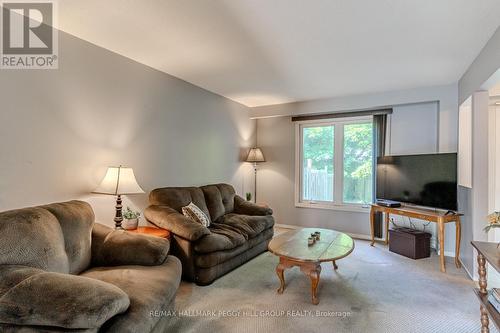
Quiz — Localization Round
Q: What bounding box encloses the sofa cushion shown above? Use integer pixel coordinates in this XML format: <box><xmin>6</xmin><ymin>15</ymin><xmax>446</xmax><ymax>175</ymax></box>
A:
<box><xmin>193</xmin><ymin>214</ymin><xmax>274</xmax><ymax>254</ymax></box>
<box><xmin>200</xmin><ymin>184</ymin><xmax>235</xmax><ymax>221</ymax></box>
<box><xmin>0</xmin><ymin>271</ymin><xmax>129</xmax><ymax>329</ymax></box>
<box><xmin>96</xmin><ymin>230</ymin><xmax>170</xmax><ymax>267</ymax></box>
<box><xmin>193</xmin><ymin>228</ymin><xmax>246</xmax><ymax>253</ymax></box>
<box><xmin>217</xmin><ymin>214</ymin><xmax>275</xmax><ymax>239</ymax></box>
<box><xmin>149</xmin><ymin>187</ymin><xmax>210</xmax><ymax>218</ymax></box>
<box><xmin>195</xmin><ymin>227</ymin><xmax>274</xmax><ymax>268</ymax></box>
<box><xmin>0</xmin><ymin>265</ymin><xmax>46</xmax><ymax>297</ymax></box>
<box><xmin>81</xmin><ymin>256</ymin><xmax>181</xmax><ymax>333</ymax></box>
<box><xmin>41</xmin><ymin>201</ymin><xmax>94</xmax><ymax>274</ymax></box>
<box><xmin>195</xmin><ymin>240</ymin><xmax>271</xmax><ymax>285</ymax></box>
<box><xmin>0</xmin><ymin>207</ymin><xmax>69</xmax><ymax>273</ymax></box>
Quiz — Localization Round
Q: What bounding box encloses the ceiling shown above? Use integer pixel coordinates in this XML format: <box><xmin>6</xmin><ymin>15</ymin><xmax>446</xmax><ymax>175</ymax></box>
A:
<box><xmin>57</xmin><ymin>0</ymin><xmax>500</xmax><ymax>107</ymax></box>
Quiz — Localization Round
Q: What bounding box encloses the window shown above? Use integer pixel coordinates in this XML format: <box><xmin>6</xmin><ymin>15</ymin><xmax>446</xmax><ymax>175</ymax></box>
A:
<box><xmin>296</xmin><ymin>117</ymin><xmax>373</xmax><ymax>211</ymax></box>
<box><xmin>302</xmin><ymin>125</ymin><xmax>334</xmax><ymax>202</ymax></box>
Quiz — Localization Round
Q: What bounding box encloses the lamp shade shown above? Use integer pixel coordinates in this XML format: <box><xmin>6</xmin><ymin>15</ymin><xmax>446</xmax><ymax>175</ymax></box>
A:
<box><xmin>93</xmin><ymin>166</ymin><xmax>144</xmax><ymax>195</ymax></box>
<box><xmin>246</xmin><ymin>147</ymin><xmax>265</xmax><ymax>163</ymax></box>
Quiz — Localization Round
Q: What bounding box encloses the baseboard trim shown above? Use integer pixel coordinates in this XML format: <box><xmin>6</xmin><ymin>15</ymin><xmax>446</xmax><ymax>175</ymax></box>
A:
<box><xmin>346</xmin><ymin>232</ymin><xmax>373</xmax><ymax>241</ymax></box>
<box><xmin>461</xmin><ymin>259</ymin><xmax>474</xmax><ymax>280</ymax></box>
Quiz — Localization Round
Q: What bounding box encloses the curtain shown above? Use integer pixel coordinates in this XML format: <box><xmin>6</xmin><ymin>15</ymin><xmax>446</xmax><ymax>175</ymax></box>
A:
<box><xmin>372</xmin><ymin>114</ymin><xmax>388</xmax><ymax>238</ymax></box>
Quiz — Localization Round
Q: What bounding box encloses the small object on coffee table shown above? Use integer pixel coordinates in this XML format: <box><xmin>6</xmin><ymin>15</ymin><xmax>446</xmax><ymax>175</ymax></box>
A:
<box><xmin>269</xmin><ymin>228</ymin><xmax>354</xmax><ymax>305</ymax></box>
<box><xmin>308</xmin><ymin>237</ymin><xmax>315</xmax><ymax>246</ymax></box>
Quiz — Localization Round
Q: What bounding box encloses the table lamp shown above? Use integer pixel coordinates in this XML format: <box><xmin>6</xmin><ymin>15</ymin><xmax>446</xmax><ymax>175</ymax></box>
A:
<box><xmin>246</xmin><ymin>147</ymin><xmax>265</xmax><ymax>203</ymax></box>
<box><xmin>93</xmin><ymin>166</ymin><xmax>145</xmax><ymax>229</ymax></box>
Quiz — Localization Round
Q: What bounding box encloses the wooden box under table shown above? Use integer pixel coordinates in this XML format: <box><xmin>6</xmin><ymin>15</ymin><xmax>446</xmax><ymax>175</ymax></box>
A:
<box><xmin>389</xmin><ymin>227</ymin><xmax>431</xmax><ymax>259</ymax></box>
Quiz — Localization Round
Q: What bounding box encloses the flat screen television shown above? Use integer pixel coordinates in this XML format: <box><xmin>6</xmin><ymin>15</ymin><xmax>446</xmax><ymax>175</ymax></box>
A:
<box><xmin>376</xmin><ymin>153</ymin><xmax>457</xmax><ymax>211</ymax></box>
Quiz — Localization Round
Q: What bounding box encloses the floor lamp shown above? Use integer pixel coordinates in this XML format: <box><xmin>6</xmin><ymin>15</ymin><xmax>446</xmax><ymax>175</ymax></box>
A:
<box><xmin>246</xmin><ymin>147</ymin><xmax>265</xmax><ymax>203</ymax></box>
<box><xmin>93</xmin><ymin>165</ymin><xmax>145</xmax><ymax>229</ymax></box>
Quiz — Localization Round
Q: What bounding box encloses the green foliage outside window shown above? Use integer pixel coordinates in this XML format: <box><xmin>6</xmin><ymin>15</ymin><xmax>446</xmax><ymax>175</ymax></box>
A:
<box><xmin>301</xmin><ymin>122</ymin><xmax>373</xmax><ymax>204</ymax></box>
<box><xmin>343</xmin><ymin>123</ymin><xmax>373</xmax><ymax>204</ymax></box>
<box><xmin>302</xmin><ymin>126</ymin><xmax>334</xmax><ymax>173</ymax></box>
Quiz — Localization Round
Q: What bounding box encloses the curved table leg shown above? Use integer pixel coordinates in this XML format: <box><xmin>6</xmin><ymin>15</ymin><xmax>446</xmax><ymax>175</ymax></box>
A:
<box><xmin>309</xmin><ymin>264</ymin><xmax>321</xmax><ymax>305</ymax></box>
<box><xmin>438</xmin><ymin>219</ymin><xmax>446</xmax><ymax>273</ymax></box>
<box><xmin>300</xmin><ymin>262</ymin><xmax>322</xmax><ymax>305</ymax></box>
<box><xmin>332</xmin><ymin>260</ymin><xmax>338</xmax><ymax>270</ymax></box>
<box><xmin>455</xmin><ymin>218</ymin><xmax>462</xmax><ymax>269</ymax></box>
<box><xmin>276</xmin><ymin>261</ymin><xmax>286</xmax><ymax>294</ymax></box>
<box><xmin>370</xmin><ymin>208</ymin><xmax>375</xmax><ymax>246</ymax></box>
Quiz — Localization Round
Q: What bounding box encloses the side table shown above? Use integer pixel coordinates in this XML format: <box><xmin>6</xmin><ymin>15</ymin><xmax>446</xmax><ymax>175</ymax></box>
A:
<box><xmin>127</xmin><ymin>226</ymin><xmax>170</xmax><ymax>239</ymax></box>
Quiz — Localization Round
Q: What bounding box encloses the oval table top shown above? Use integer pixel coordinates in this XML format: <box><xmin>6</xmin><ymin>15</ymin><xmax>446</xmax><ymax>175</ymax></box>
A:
<box><xmin>268</xmin><ymin>228</ymin><xmax>354</xmax><ymax>263</ymax></box>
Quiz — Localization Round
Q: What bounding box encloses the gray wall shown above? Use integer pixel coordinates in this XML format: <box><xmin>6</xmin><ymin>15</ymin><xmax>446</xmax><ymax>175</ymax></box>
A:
<box><xmin>389</xmin><ymin>102</ymin><xmax>439</xmax><ymax>154</ymax></box>
<box><xmin>0</xmin><ymin>30</ymin><xmax>256</xmax><ymax>227</ymax></box>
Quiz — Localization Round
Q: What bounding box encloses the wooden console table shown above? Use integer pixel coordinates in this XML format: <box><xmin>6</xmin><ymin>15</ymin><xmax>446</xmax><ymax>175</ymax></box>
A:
<box><xmin>370</xmin><ymin>204</ymin><xmax>462</xmax><ymax>272</ymax></box>
<box><xmin>471</xmin><ymin>241</ymin><xmax>500</xmax><ymax>333</ymax></box>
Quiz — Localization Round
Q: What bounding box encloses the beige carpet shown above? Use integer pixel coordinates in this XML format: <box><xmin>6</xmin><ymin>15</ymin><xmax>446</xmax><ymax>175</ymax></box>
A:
<box><xmin>168</xmin><ymin>237</ymin><xmax>497</xmax><ymax>333</ymax></box>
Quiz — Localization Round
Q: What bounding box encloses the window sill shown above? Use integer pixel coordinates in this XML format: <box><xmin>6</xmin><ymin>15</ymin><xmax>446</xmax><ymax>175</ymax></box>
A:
<box><xmin>295</xmin><ymin>202</ymin><xmax>371</xmax><ymax>213</ymax></box>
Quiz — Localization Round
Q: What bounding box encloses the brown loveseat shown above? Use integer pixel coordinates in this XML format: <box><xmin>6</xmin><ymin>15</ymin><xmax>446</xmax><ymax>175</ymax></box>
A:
<box><xmin>0</xmin><ymin>200</ymin><xmax>181</xmax><ymax>333</ymax></box>
<box><xmin>145</xmin><ymin>183</ymin><xmax>274</xmax><ymax>285</ymax></box>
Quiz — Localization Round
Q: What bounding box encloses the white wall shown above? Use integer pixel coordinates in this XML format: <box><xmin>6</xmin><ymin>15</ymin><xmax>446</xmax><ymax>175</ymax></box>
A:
<box><xmin>458</xmin><ymin>98</ymin><xmax>472</xmax><ymax>188</ymax></box>
<box><xmin>0</xmin><ymin>30</ymin><xmax>256</xmax><ymax>227</ymax></box>
<box><xmin>256</xmin><ymin>85</ymin><xmax>459</xmax><ymax>253</ymax></box>
<box><xmin>457</xmin><ymin>91</ymin><xmax>490</xmax><ymax>279</ymax></box>
<box><xmin>459</xmin><ymin>26</ymin><xmax>500</xmax><ymax>104</ymax></box>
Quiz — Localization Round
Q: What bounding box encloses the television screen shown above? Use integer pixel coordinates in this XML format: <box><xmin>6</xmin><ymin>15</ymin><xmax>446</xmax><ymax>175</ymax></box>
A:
<box><xmin>376</xmin><ymin>153</ymin><xmax>457</xmax><ymax>211</ymax></box>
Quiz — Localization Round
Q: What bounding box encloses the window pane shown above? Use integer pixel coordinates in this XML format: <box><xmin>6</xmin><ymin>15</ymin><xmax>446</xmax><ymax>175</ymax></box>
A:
<box><xmin>343</xmin><ymin>123</ymin><xmax>373</xmax><ymax>204</ymax></box>
<box><xmin>302</xmin><ymin>126</ymin><xmax>334</xmax><ymax>201</ymax></box>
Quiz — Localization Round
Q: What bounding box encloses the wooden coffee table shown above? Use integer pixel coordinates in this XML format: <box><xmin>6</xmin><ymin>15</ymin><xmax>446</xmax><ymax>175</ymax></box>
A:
<box><xmin>268</xmin><ymin>228</ymin><xmax>354</xmax><ymax>305</ymax></box>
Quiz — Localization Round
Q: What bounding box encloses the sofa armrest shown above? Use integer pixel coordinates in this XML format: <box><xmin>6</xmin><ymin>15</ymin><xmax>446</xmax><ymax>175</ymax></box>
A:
<box><xmin>91</xmin><ymin>223</ymin><xmax>170</xmax><ymax>267</ymax></box>
<box><xmin>0</xmin><ymin>267</ymin><xmax>129</xmax><ymax>329</ymax></box>
<box><xmin>91</xmin><ymin>223</ymin><xmax>113</xmax><ymax>264</ymax></box>
<box><xmin>234</xmin><ymin>195</ymin><xmax>273</xmax><ymax>216</ymax></box>
<box><xmin>144</xmin><ymin>205</ymin><xmax>211</xmax><ymax>241</ymax></box>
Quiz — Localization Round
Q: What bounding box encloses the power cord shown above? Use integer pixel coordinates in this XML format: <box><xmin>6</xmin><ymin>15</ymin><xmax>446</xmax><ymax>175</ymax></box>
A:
<box><xmin>390</xmin><ymin>217</ymin><xmax>400</xmax><ymax>228</ymax></box>
<box><xmin>408</xmin><ymin>217</ymin><xmax>416</xmax><ymax>230</ymax></box>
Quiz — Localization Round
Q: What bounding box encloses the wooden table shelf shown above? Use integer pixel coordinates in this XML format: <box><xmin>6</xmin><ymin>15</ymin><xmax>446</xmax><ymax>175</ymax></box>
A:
<box><xmin>473</xmin><ymin>288</ymin><xmax>500</xmax><ymax>331</ymax></box>
<box><xmin>472</xmin><ymin>241</ymin><xmax>500</xmax><ymax>332</ymax></box>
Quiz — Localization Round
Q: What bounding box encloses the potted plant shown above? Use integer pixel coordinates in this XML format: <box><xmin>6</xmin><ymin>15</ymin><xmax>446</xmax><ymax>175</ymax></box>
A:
<box><xmin>246</xmin><ymin>192</ymin><xmax>252</xmax><ymax>202</ymax></box>
<box><xmin>122</xmin><ymin>206</ymin><xmax>141</xmax><ymax>230</ymax></box>
<box><xmin>484</xmin><ymin>212</ymin><xmax>500</xmax><ymax>247</ymax></box>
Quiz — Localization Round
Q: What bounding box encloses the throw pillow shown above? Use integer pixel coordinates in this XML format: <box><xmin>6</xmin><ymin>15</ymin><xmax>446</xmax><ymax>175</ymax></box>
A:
<box><xmin>182</xmin><ymin>202</ymin><xmax>211</xmax><ymax>227</ymax></box>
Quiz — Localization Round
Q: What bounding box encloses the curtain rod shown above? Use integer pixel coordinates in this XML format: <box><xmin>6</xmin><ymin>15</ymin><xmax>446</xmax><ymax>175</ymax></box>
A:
<box><xmin>291</xmin><ymin>108</ymin><xmax>393</xmax><ymax>122</ymax></box>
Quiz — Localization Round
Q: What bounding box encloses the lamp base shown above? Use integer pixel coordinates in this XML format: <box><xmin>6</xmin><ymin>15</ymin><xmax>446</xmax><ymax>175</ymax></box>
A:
<box><xmin>114</xmin><ymin>194</ymin><xmax>124</xmax><ymax>230</ymax></box>
<box><xmin>253</xmin><ymin>162</ymin><xmax>258</xmax><ymax>203</ymax></box>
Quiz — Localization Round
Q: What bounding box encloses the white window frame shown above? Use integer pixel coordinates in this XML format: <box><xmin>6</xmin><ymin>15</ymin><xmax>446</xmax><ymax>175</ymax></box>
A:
<box><xmin>294</xmin><ymin>115</ymin><xmax>374</xmax><ymax>213</ymax></box>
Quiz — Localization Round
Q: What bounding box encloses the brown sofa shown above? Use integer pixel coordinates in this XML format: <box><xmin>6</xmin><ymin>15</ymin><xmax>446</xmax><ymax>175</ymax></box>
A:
<box><xmin>0</xmin><ymin>200</ymin><xmax>181</xmax><ymax>333</ymax></box>
<box><xmin>145</xmin><ymin>183</ymin><xmax>274</xmax><ymax>285</ymax></box>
